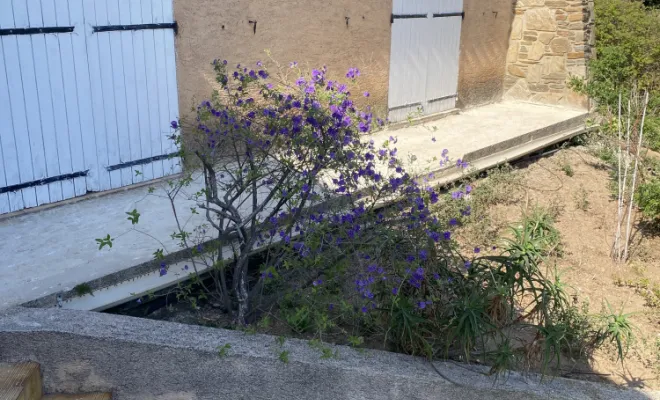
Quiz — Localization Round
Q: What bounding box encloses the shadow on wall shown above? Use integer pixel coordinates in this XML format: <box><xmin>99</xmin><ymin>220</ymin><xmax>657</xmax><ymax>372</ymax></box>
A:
<box><xmin>457</xmin><ymin>0</ymin><xmax>516</xmax><ymax>108</ymax></box>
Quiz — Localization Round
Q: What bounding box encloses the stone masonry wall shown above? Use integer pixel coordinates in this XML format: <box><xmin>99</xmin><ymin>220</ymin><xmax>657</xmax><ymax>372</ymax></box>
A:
<box><xmin>504</xmin><ymin>0</ymin><xmax>593</xmax><ymax>109</ymax></box>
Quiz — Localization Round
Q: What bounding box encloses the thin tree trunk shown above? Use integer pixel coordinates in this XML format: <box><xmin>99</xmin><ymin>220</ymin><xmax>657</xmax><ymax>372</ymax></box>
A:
<box><xmin>623</xmin><ymin>91</ymin><xmax>650</xmax><ymax>262</ymax></box>
<box><xmin>618</xmin><ymin>97</ymin><xmax>633</xmax><ymax>262</ymax></box>
<box><xmin>613</xmin><ymin>93</ymin><xmax>623</xmax><ymax>260</ymax></box>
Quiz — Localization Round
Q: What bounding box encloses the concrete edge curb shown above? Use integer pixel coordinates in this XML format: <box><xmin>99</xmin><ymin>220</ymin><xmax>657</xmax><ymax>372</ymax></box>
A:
<box><xmin>0</xmin><ymin>307</ymin><xmax>657</xmax><ymax>400</ymax></box>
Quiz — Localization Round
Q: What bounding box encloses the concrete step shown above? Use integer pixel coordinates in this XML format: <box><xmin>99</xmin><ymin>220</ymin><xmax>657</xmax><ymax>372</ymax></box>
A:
<box><xmin>0</xmin><ymin>362</ymin><xmax>42</xmax><ymax>400</ymax></box>
<box><xmin>42</xmin><ymin>394</ymin><xmax>111</xmax><ymax>400</ymax></box>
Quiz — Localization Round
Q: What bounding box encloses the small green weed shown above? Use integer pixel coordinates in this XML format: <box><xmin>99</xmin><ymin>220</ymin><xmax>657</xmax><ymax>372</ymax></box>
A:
<box><xmin>284</xmin><ymin>305</ymin><xmax>313</xmax><ymax>333</ymax></box>
<box><xmin>72</xmin><ymin>283</ymin><xmax>94</xmax><ymax>297</ymax></box>
<box><xmin>308</xmin><ymin>339</ymin><xmax>340</xmax><ymax>360</ymax></box>
<box><xmin>348</xmin><ymin>335</ymin><xmax>364</xmax><ymax>348</ymax></box>
<box><xmin>562</xmin><ymin>163</ymin><xmax>575</xmax><ymax>177</ymax></box>
<box><xmin>278</xmin><ymin>350</ymin><xmax>290</xmax><ymax>363</ymax></box>
<box><xmin>503</xmin><ymin>206</ymin><xmax>561</xmax><ymax>263</ymax></box>
<box><xmin>597</xmin><ymin>301</ymin><xmax>636</xmax><ymax>364</ymax></box>
<box><xmin>574</xmin><ymin>185</ymin><xmax>590</xmax><ymax>211</ymax></box>
<box><xmin>614</xmin><ymin>276</ymin><xmax>660</xmax><ymax>308</ymax></box>
<box><xmin>217</xmin><ymin>343</ymin><xmax>231</xmax><ymax>358</ymax></box>
<box><xmin>488</xmin><ymin>339</ymin><xmax>517</xmax><ymax>378</ymax></box>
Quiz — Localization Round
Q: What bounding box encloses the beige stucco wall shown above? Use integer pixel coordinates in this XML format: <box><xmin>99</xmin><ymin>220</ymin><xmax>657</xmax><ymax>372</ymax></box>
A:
<box><xmin>457</xmin><ymin>0</ymin><xmax>515</xmax><ymax>108</ymax></box>
<box><xmin>174</xmin><ymin>0</ymin><xmax>392</xmax><ymax>120</ymax></box>
<box><xmin>503</xmin><ymin>0</ymin><xmax>591</xmax><ymax>109</ymax></box>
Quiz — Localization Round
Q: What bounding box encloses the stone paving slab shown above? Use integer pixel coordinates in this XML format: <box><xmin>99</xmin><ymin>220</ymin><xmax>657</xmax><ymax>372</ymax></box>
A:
<box><xmin>0</xmin><ymin>101</ymin><xmax>586</xmax><ymax>309</ymax></box>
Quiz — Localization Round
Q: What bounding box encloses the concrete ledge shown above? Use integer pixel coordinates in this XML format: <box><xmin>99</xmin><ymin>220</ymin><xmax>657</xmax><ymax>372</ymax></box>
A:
<box><xmin>0</xmin><ymin>308</ymin><xmax>657</xmax><ymax>400</ymax></box>
<box><xmin>463</xmin><ymin>113</ymin><xmax>589</xmax><ymax>162</ymax></box>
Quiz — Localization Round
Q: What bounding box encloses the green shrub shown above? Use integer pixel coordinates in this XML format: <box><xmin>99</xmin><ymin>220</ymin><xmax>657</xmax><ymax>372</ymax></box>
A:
<box><xmin>571</xmin><ymin>0</ymin><xmax>660</xmax><ymax>149</ymax></box>
<box><xmin>637</xmin><ymin>179</ymin><xmax>660</xmax><ymax>221</ymax></box>
<box><xmin>587</xmin><ymin>0</ymin><xmax>660</xmax><ymax>101</ymax></box>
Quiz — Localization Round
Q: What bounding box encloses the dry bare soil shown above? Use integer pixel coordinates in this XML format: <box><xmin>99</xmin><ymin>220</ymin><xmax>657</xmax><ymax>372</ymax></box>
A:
<box><xmin>457</xmin><ymin>147</ymin><xmax>660</xmax><ymax>391</ymax></box>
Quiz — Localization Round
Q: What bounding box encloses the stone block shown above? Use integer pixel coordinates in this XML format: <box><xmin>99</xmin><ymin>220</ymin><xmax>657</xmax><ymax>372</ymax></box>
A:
<box><xmin>567</xmin><ymin>51</ymin><xmax>585</xmax><ymax>59</ymax></box>
<box><xmin>568</xmin><ymin>22</ymin><xmax>584</xmax><ymax>30</ymax></box>
<box><xmin>506</xmin><ymin>42</ymin><xmax>519</xmax><ymax>63</ymax></box>
<box><xmin>531</xmin><ymin>92</ymin><xmax>564</xmax><ymax>104</ymax></box>
<box><xmin>504</xmin><ymin>80</ymin><xmax>531</xmax><ymax>101</ymax></box>
<box><xmin>528</xmin><ymin>41</ymin><xmax>546</xmax><ymax>61</ymax></box>
<box><xmin>525</xmin><ymin>9</ymin><xmax>557</xmax><ymax>32</ymax></box>
<box><xmin>541</xmin><ymin>56</ymin><xmax>567</xmax><ymax>79</ymax></box>
<box><xmin>508</xmin><ymin>64</ymin><xmax>527</xmax><ymax>77</ymax></box>
<box><xmin>573</xmin><ymin>31</ymin><xmax>585</xmax><ymax>42</ymax></box>
<box><xmin>527</xmin><ymin>64</ymin><xmax>542</xmax><ymax>83</ymax></box>
<box><xmin>562</xmin><ymin>91</ymin><xmax>589</xmax><ymax>108</ymax></box>
<box><xmin>568</xmin><ymin>13</ymin><xmax>584</xmax><ymax>22</ymax></box>
<box><xmin>546</xmin><ymin>0</ymin><xmax>569</xmax><ymax>7</ymax></box>
<box><xmin>550</xmin><ymin>37</ymin><xmax>570</xmax><ymax>53</ymax></box>
<box><xmin>519</xmin><ymin>53</ymin><xmax>529</xmax><ymax>59</ymax></box>
<box><xmin>518</xmin><ymin>0</ymin><xmax>546</xmax><ymax>6</ymax></box>
<box><xmin>523</xmin><ymin>35</ymin><xmax>538</xmax><ymax>41</ymax></box>
<box><xmin>511</xmin><ymin>17</ymin><xmax>523</xmax><ymax>40</ymax></box>
<box><xmin>529</xmin><ymin>84</ymin><xmax>550</xmax><ymax>92</ymax></box>
<box><xmin>538</xmin><ymin>32</ymin><xmax>555</xmax><ymax>44</ymax></box>
<box><xmin>557</xmin><ymin>30</ymin><xmax>570</xmax><ymax>37</ymax></box>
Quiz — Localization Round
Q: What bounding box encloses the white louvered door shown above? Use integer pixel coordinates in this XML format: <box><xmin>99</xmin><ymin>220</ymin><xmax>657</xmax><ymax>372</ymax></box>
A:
<box><xmin>0</xmin><ymin>0</ymin><xmax>180</xmax><ymax>214</ymax></box>
<box><xmin>388</xmin><ymin>0</ymin><xmax>463</xmax><ymax>122</ymax></box>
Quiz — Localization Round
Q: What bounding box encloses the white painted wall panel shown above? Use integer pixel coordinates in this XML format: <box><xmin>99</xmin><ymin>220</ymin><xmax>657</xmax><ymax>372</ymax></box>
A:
<box><xmin>425</xmin><ymin>16</ymin><xmax>461</xmax><ymax>104</ymax></box>
<box><xmin>144</xmin><ymin>0</ymin><xmax>165</xmax><ymax>179</ymax></box>
<box><xmin>69</xmin><ymin>0</ymin><xmax>100</xmax><ymax>192</ymax></box>
<box><xmin>162</xmin><ymin>0</ymin><xmax>181</xmax><ymax>176</ymax></box>
<box><xmin>14</xmin><ymin>0</ymin><xmax>49</xmax><ymax>206</ymax></box>
<box><xmin>131</xmin><ymin>0</ymin><xmax>154</xmax><ymax>182</ymax></box>
<box><xmin>84</xmin><ymin>0</ymin><xmax>113</xmax><ymax>192</ymax></box>
<box><xmin>1</xmin><ymin>0</ymin><xmax>31</xmax><ymax>211</ymax></box>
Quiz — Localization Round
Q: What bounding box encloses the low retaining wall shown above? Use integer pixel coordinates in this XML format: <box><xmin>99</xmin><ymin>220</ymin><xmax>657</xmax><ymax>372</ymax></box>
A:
<box><xmin>0</xmin><ymin>308</ymin><xmax>655</xmax><ymax>400</ymax></box>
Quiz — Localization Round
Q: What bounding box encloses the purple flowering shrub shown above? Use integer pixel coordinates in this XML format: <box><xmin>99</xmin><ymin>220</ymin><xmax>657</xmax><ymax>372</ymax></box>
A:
<box><xmin>161</xmin><ymin>59</ymin><xmax>572</xmax><ymax>371</ymax></box>
<box><xmin>167</xmin><ymin>60</ymin><xmax>409</xmax><ymax>323</ymax></box>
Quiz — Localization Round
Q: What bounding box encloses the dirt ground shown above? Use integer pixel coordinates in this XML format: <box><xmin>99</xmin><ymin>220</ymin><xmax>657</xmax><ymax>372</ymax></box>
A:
<box><xmin>456</xmin><ymin>146</ymin><xmax>660</xmax><ymax>390</ymax></box>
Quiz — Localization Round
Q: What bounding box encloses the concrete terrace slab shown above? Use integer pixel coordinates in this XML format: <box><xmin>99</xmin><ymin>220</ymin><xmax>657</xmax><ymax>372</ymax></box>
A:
<box><xmin>0</xmin><ymin>101</ymin><xmax>588</xmax><ymax>309</ymax></box>
<box><xmin>375</xmin><ymin>100</ymin><xmax>587</xmax><ymax>174</ymax></box>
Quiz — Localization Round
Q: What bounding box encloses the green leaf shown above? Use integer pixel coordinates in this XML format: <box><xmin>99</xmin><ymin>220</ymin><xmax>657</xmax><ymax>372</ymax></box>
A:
<box><xmin>126</xmin><ymin>209</ymin><xmax>141</xmax><ymax>225</ymax></box>
<box><xmin>95</xmin><ymin>234</ymin><xmax>114</xmax><ymax>250</ymax></box>
<box><xmin>153</xmin><ymin>249</ymin><xmax>165</xmax><ymax>260</ymax></box>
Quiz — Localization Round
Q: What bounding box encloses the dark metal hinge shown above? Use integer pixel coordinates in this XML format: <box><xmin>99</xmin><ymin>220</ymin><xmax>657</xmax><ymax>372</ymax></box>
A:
<box><xmin>93</xmin><ymin>22</ymin><xmax>178</xmax><ymax>35</ymax></box>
